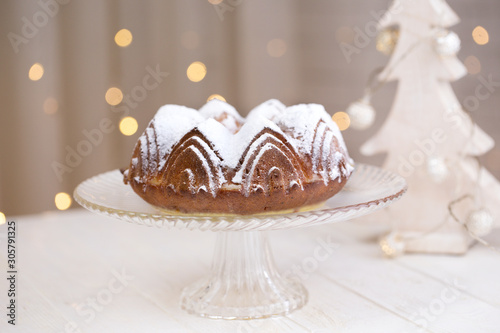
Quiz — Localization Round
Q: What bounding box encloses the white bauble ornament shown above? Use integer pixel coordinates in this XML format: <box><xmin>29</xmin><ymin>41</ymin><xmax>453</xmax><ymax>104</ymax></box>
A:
<box><xmin>466</xmin><ymin>209</ymin><xmax>494</xmax><ymax>237</ymax></box>
<box><xmin>346</xmin><ymin>97</ymin><xmax>375</xmax><ymax>130</ymax></box>
<box><xmin>426</xmin><ymin>157</ymin><xmax>448</xmax><ymax>183</ymax></box>
<box><xmin>379</xmin><ymin>232</ymin><xmax>406</xmax><ymax>258</ymax></box>
<box><xmin>434</xmin><ymin>29</ymin><xmax>461</xmax><ymax>56</ymax></box>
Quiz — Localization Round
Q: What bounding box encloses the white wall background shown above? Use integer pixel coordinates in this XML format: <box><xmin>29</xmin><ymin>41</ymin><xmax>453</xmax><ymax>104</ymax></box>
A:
<box><xmin>1</xmin><ymin>0</ymin><xmax>499</xmax><ymax>215</ymax></box>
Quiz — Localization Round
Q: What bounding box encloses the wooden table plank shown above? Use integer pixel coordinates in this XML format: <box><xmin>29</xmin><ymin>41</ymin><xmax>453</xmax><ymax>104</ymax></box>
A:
<box><xmin>291</xmin><ymin>224</ymin><xmax>500</xmax><ymax>333</ymax></box>
<box><xmin>1</xmin><ymin>210</ymin><xmax>500</xmax><ymax>332</ymax></box>
<box><xmin>394</xmin><ymin>235</ymin><xmax>500</xmax><ymax>309</ymax></box>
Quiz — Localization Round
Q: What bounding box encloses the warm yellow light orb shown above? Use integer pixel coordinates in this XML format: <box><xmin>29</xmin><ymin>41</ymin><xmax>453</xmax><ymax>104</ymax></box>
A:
<box><xmin>465</xmin><ymin>55</ymin><xmax>481</xmax><ymax>75</ymax></box>
<box><xmin>115</xmin><ymin>29</ymin><xmax>133</xmax><ymax>47</ymax></box>
<box><xmin>29</xmin><ymin>63</ymin><xmax>44</xmax><ymax>81</ymax></box>
<box><xmin>0</xmin><ymin>212</ymin><xmax>5</xmax><ymax>225</ymax></box>
<box><xmin>332</xmin><ymin>112</ymin><xmax>351</xmax><ymax>131</ymax></box>
<box><xmin>267</xmin><ymin>39</ymin><xmax>287</xmax><ymax>58</ymax></box>
<box><xmin>44</xmin><ymin>97</ymin><xmax>59</xmax><ymax>115</ymax></box>
<box><xmin>472</xmin><ymin>26</ymin><xmax>489</xmax><ymax>45</ymax></box>
<box><xmin>207</xmin><ymin>94</ymin><xmax>226</xmax><ymax>102</ymax></box>
<box><xmin>105</xmin><ymin>87</ymin><xmax>123</xmax><ymax>106</ymax></box>
<box><xmin>55</xmin><ymin>192</ymin><xmax>72</xmax><ymax>211</ymax></box>
<box><xmin>119</xmin><ymin>117</ymin><xmax>139</xmax><ymax>136</ymax></box>
<box><xmin>187</xmin><ymin>61</ymin><xmax>207</xmax><ymax>82</ymax></box>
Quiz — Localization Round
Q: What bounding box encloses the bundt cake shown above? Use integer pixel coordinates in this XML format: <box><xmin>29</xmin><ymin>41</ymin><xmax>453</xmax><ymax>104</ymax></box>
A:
<box><xmin>123</xmin><ymin>99</ymin><xmax>354</xmax><ymax>215</ymax></box>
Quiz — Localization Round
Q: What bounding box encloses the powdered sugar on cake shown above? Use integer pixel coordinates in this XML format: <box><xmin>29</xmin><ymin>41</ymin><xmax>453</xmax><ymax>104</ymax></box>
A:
<box><xmin>197</xmin><ymin>114</ymin><xmax>286</xmax><ymax>170</ymax></box>
<box><xmin>134</xmin><ymin>99</ymin><xmax>353</xmax><ymax>187</ymax></box>
<box><xmin>150</xmin><ymin>105</ymin><xmax>204</xmax><ymax>167</ymax></box>
<box><xmin>199</xmin><ymin>99</ymin><xmax>244</xmax><ymax>134</ymax></box>
<box><xmin>279</xmin><ymin>103</ymin><xmax>348</xmax><ymax>155</ymax></box>
<box><xmin>246</xmin><ymin>99</ymin><xmax>286</xmax><ymax>123</ymax></box>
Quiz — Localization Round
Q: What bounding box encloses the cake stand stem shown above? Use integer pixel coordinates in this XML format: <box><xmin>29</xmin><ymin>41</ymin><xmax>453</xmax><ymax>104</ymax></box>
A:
<box><xmin>180</xmin><ymin>231</ymin><xmax>308</xmax><ymax>319</ymax></box>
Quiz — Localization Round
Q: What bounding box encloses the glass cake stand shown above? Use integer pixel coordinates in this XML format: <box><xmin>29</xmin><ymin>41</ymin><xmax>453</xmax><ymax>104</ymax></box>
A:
<box><xmin>74</xmin><ymin>164</ymin><xmax>406</xmax><ymax>320</ymax></box>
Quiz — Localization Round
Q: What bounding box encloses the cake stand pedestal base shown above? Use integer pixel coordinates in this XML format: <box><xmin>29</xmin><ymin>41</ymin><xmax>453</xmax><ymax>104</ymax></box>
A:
<box><xmin>74</xmin><ymin>164</ymin><xmax>407</xmax><ymax>320</ymax></box>
<box><xmin>180</xmin><ymin>231</ymin><xmax>308</xmax><ymax>319</ymax></box>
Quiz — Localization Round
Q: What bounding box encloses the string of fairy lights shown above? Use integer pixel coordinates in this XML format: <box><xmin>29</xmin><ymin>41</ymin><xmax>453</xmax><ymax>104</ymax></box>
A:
<box><xmin>338</xmin><ymin>22</ymin><xmax>495</xmax><ymax>256</ymax></box>
<box><xmin>330</xmin><ymin>24</ymin><xmax>491</xmax><ymax>132</ymax></box>
<box><xmin>12</xmin><ymin>17</ymin><xmax>290</xmax><ymax>216</ymax></box>
<box><xmin>0</xmin><ymin>5</ymin><xmax>491</xmax><ymax>222</ymax></box>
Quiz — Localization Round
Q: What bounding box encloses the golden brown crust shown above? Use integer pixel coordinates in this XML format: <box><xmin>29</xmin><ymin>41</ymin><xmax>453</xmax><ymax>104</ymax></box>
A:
<box><xmin>127</xmin><ymin>176</ymin><xmax>348</xmax><ymax>215</ymax></box>
<box><xmin>123</xmin><ymin>100</ymin><xmax>353</xmax><ymax>215</ymax></box>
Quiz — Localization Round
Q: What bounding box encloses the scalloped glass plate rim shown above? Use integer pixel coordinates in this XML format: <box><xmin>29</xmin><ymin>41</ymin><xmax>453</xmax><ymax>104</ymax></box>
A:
<box><xmin>73</xmin><ymin>163</ymin><xmax>407</xmax><ymax>230</ymax></box>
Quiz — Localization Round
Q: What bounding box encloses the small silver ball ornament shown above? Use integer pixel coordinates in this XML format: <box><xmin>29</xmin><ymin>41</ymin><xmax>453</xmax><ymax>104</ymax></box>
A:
<box><xmin>346</xmin><ymin>97</ymin><xmax>376</xmax><ymax>130</ymax></box>
<box><xmin>466</xmin><ymin>209</ymin><xmax>493</xmax><ymax>237</ymax></box>
<box><xmin>426</xmin><ymin>157</ymin><xmax>449</xmax><ymax>183</ymax></box>
<box><xmin>434</xmin><ymin>29</ymin><xmax>461</xmax><ymax>56</ymax></box>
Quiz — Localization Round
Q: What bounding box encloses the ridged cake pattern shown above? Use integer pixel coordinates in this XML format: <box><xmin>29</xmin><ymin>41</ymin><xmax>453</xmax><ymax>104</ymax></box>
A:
<box><xmin>125</xmin><ymin>99</ymin><xmax>353</xmax><ymax>201</ymax></box>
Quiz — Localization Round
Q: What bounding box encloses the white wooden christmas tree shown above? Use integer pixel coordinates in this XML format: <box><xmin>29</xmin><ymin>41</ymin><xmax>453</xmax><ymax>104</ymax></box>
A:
<box><xmin>358</xmin><ymin>0</ymin><xmax>500</xmax><ymax>254</ymax></box>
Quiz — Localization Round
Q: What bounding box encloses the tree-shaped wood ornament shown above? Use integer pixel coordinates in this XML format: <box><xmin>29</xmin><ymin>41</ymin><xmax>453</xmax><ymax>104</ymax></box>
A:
<box><xmin>361</xmin><ymin>0</ymin><xmax>500</xmax><ymax>254</ymax></box>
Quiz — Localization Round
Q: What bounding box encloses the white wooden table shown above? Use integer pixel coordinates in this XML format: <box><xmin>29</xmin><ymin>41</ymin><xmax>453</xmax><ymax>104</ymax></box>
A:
<box><xmin>1</xmin><ymin>209</ymin><xmax>499</xmax><ymax>333</ymax></box>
